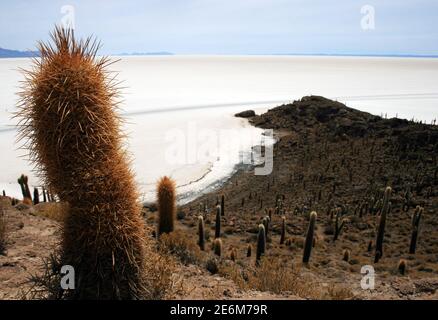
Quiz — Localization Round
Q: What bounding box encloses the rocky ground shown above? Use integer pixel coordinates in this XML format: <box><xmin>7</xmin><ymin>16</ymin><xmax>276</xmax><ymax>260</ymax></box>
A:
<box><xmin>0</xmin><ymin>197</ymin><xmax>295</xmax><ymax>300</ymax></box>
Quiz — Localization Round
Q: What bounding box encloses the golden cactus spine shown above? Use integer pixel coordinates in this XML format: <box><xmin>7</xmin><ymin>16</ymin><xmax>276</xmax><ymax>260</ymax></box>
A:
<box><xmin>17</xmin><ymin>27</ymin><xmax>148</xmax><ymax>299</ymax></box>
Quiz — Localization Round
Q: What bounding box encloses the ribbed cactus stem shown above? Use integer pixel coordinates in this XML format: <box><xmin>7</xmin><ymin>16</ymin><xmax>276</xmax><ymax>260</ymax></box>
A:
<box><xmin>33</xmin><ymin>187</ymin><xmax>40</xmax><ymax>205</ymax></box>
<box><xmin>256</xmin><ymin>224</ymin><xmax>266</xmax><ymax>264</ymax></box>
<box><xmin>198</xmin><ymin>215</ymin><xmax>205</xmax><ymax>251</ymax></box>
<box><xmin>303</xmin><ymin>211</ymin><xmax>317</xmax><ymax>263</ymax></box>
<box><xmin>409</xmin><ymin>206</ymin><xmax>423</xmax><ymax>254</ymax></box>
<box><xmin>374</xmin><ymin>187</ymin><xmax>391</xmax><ymax>263</ymax></box>
<box><xmin>280</xmin><ymin>216</ymin><xmax>286</xmax><ymax>245</ymax></box>
<box><xmin>215</xmin><ymin>205</ymin><xmax>221</xmax><ymax>239</ymax></box>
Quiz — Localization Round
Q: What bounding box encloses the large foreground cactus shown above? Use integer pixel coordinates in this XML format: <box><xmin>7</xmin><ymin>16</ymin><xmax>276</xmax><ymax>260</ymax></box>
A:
<box><xmin>16</xmin><ymin>28</ymin><xmax>148</xmax><ymax>299</ymax></box>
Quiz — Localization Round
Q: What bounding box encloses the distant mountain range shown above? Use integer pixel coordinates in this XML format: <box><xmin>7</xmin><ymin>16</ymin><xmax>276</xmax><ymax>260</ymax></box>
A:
<box><xmin>0</xmin><ymin>47</ymin><xmax>173</xmax><ymax>58</ymax></box>
<box><xmin>0</xmin><ymin>47</ymin><xmax>39</xmax><ymax>58</ymax></box>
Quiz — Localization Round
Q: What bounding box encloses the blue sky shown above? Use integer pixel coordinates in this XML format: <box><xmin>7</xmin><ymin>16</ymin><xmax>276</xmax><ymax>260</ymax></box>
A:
<box><xmin>0</xmin><ymin>0</ymin><xmax>437</xmax><ymax>55</ymax></box>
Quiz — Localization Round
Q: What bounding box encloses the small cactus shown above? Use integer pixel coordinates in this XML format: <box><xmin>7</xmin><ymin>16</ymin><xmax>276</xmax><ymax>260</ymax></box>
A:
<box><xmin>280</xmin><ymin>216</ymin><xmax>286</xmax><ymax>245</ymax></box>
<box><xmin>247</xmin><ymin>244</ymin><xmax>252</xmax><ymax>257</ymax></box>
<box><xmin>256</xmin><ymin>224</ymin><xmax>266</xmax><ymax>264</ymax></box>
<box><xmin>157</xmin><ymin>176</ymin><xmax>177</xmax><ymax>235</ymax></box>
<box><xmin>33</xmin><ymin>187</ymin><xmax>39</xmax><ymax>205</ymax></box>
<box><xmin>374</xmin><ymin>187</ymin><xmax>391</xmax><ymax>263</ymax></box>
<box><xmin>213</xmin><ymin>238</ymin><xmax>222</xmax><ymax>257</ymax></box>
<box><xmin>367</xmin><ymin>240</ymin><xmax>373</xmax><ymax>252</ymax></box>
<box><xmin>303</xmin><ymin>211</ymin><xmax>317</xmax><ymax>264</ymax></box>
<box><xmin>198</xmin><ymin>215</ymin><xmax>205</xmax><ymax>251</ymax></box>
<box><xmin>215</xmin><ymin>205</ymin><xmax>221</xmax><ymax>239</ymax></box>
<box><xmin>22</xmin><ymin>175</ymin><xmax>31</xmax><ymax>200</ymax></box>
<box><xmin>409</xmin><ymin>206</ymin><xmax>423</xmax><ymax>254</ymax></box>
<box><xmin>230</xmin><ymin>248</ymin><xmax>237</xmax><ymax>261</ymax></box>
<box><xmin>333</xmin><ymin>209</ymin><xmax>345</xmax><ymax>241</ymax></box>
<box><xmin>17</xmin><ymin>175</ymin><xmax>26</xmax><ymax>200</ymax></box>
<box><xmin>342</xmin><ymin>249</ymin><xmax>350</xmax><ymax>262</ymax></box>
<box><xmin>397</xmin><ymin>259</ymin><xmax>407</xmax><ymax>275</ymax></box>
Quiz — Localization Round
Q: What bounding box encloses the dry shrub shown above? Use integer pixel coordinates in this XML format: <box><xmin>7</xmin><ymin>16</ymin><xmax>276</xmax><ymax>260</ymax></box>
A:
<box><xmin>323</xmin><ymin>283</ymin><xmax>354</xmax><ymax>300</ymax></box>
<box><xmin>219</xmin><ymin>257</ymin><xmax>321</xmax><ymax>299</ymax></box>
<box><xmin>0</xmin><ymin>210</ymin><xmax>7</xmax><ymax>255</ymax></box>
<box><xmin>142</xmin><ymin>242</ymin><xmax>185</xmax><ymax>300</ymax></box>
<box><xmin>159</xmin><ymin>230</ymin><xmax>203</xmax><ymax>265</ymax></box>
<box><xmin>248</xmin><ymin>258</ymin><xmax>320</xmax><ymax>298</ymax></box>
<box><xmin>33</xmin><ymin>202</ymin><xmax>69</xmax><ymax>222</ymax></box>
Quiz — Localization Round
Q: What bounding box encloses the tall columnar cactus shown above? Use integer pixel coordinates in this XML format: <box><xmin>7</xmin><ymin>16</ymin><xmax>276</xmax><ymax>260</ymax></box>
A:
<box><xmin>22</xmin><ymin>175</ymin><xmax>32</xmax><ymax>200</ymax></box>
<box><xmin>409</xmin><ymin>206</ymin><xmax>423</xmax><ymax>254</ymax></box>
<box><xmin>215</xmin><ymin>205</ymin><xmax>221</xmax><ymax>239</ymax></box>
<box><xmin>333</xmin><ymin>209</ymin><xmax>345</xmax><ymax>241</ymax></box>
<box><xmin>16</xmin><ymin>28</ymin><xmax>148</xmax><ymax>299</ymax></box>
<box><xmin>33</xmin><ymin>187</ymin><xmax>40</xmax><ymax>205</ymax></box>
<box><xmin>374</xmin><ymin>187</ymin><xmax>392</xmax><ymax>263</ymax></box>
<box><xmin>157</xmin><ymin>176</ymin><xmax>176</xmax><ymax>235</ymax></box>
<box><xmin>303</xmin><ymin>211</ymin><xmax>317</xmax><ymax>264</ymax></box>
<box><xmin>280</xmin><ymin>216</ymin><xmax>286</xmax><ymax>245</ymax></box>
<box><xmin>262</xmin><ymin>216</ymin><xmax>269</xmax><ymax>239</ymax></box>
<box><xmin>42</xmin><ymin>187</ymin><xmax>47</xmax><ymax>202</ymax></box>
<box><xmin>17</xmin><ymin>175</ymin><xmax>26</xmax><ymax>200</ymax></box>
<box><xmin>220</xmin><ymin>194</ymin><xmax>225</xmax><ymax>216</ymax></box>
<box><xmin>256</xmin><ymin>224</ymin><xmax>266</xmax><ymax>265</ymax></box>
<box><xmin>198</xmin><ymin>215</ymin><xmax>205</xmax><ymax>251</ymax></box>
